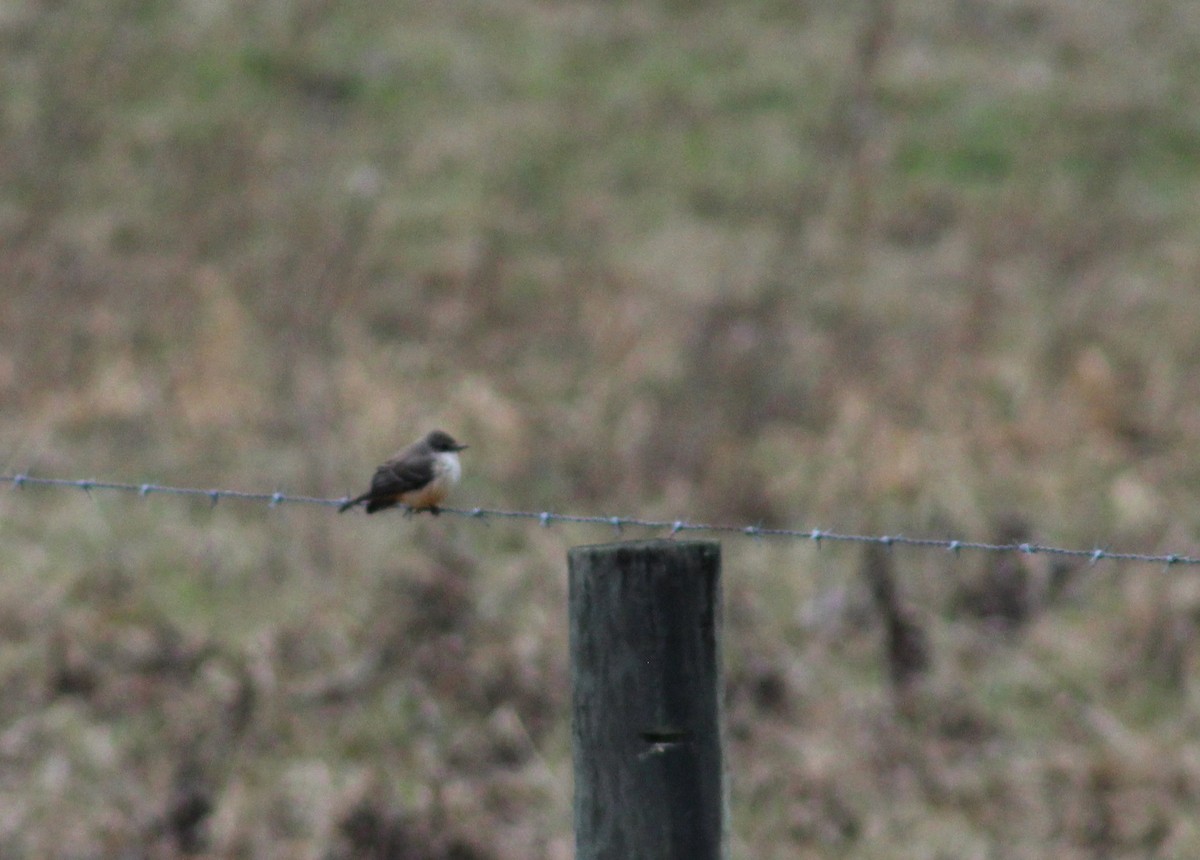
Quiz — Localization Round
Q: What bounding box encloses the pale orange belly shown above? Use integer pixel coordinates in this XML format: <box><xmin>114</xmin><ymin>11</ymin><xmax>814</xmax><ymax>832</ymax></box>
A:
<box><xmin>399</xmin><ymin>479</ymin><xmax>451</xmax><ymax>510</ymax></box>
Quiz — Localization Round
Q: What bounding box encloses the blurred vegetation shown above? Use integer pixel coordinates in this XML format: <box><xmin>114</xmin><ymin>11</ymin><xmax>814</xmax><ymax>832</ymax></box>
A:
<box><xmin>3</xmin><ymin>0</ymin><xmax>1200</xmax><ymax>856</ymax></box>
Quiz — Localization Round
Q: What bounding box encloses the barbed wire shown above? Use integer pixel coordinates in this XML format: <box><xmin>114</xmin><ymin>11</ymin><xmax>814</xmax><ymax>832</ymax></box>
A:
<box><xmin>2</xmin><ymin>473</ymin><xmax>1198</xmax><ymax>567</ymax></box>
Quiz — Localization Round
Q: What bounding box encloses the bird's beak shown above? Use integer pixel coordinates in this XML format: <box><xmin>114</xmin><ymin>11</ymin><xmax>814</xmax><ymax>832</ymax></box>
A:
<box><xmin>455</xmin><ymin>444</ymin><xmax>469</xmax><ymax>451</ymax></box>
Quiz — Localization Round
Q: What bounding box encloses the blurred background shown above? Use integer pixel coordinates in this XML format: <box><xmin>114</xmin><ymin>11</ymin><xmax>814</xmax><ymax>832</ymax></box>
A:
<box><xmin>2</xmin><ymin>0</ymin><xmax>1200</xmax><ymax>856</ymax></box>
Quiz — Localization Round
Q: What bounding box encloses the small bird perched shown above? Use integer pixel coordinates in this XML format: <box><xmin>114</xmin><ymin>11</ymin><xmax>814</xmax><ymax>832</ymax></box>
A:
<box><xmin>339</xmin><ymin>430</ymin><xmax>468</xmax><ymax>515</ymax></box>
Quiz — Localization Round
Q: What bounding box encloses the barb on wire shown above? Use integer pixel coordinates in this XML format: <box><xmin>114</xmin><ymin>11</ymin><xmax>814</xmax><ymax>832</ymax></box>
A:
<box><xmin>2</xmin><ymin>473</ymin><xmax>1199</xmax><ymax>567</ymax></box>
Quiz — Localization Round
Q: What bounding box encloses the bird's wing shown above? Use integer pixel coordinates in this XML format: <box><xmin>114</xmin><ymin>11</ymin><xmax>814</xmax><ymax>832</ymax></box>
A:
<box><xmin>368</xmin><ymin>450</ymin><xmax>435</xmax><ymax>496</ymax></box>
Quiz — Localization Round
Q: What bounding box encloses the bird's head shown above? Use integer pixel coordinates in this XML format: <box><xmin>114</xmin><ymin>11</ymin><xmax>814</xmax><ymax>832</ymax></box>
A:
<box><xmin>426</xmin><ymin>430</ymin><xmax>468</xmax><ymax>452</ymax></box>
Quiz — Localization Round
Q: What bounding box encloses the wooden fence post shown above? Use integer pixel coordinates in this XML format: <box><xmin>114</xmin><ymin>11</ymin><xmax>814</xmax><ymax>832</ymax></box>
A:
<box><xmin>568</xmin><ymin>539</ymin><xmax>726</xmax><ymax>860</ymax></box>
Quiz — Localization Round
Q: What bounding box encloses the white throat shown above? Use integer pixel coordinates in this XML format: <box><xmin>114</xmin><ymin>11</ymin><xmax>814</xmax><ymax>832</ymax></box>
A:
<box><xmin>435</xmin><ymin>451</ymin><xmax>463</xmax><ymax>486</ymax></box>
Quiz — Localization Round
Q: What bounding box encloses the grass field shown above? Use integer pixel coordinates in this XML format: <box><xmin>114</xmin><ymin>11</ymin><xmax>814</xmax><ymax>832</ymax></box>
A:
<box><xmin>3</xmin><ymin>0</ymin><xmax>1200</xmax><ymax>856</ymax></box>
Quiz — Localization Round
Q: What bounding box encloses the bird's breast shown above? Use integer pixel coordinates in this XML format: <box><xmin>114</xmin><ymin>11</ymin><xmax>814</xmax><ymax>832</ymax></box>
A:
<box><xmin>398</xmin><ymin>452</ymin><xmax>461</xmax><ymax>510</ymax></box>
<box><xmin>434</xmin><ymin>452</ymin><xmax>462</xmax><ymax>485</ymax></box>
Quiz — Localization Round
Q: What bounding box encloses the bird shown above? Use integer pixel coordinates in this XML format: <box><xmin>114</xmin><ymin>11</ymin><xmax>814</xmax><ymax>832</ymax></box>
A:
<box><xmin>339</xmin><ymin>430</ymin><xmax>468</xmax><ymax>515</ymax></box>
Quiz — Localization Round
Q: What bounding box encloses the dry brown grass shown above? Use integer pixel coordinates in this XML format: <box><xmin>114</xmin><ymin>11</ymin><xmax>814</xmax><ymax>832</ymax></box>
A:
<box><xmin>3</xmin><ymin>0</ymin><xmax>1200</xmax><ymax>856</ymax></box>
